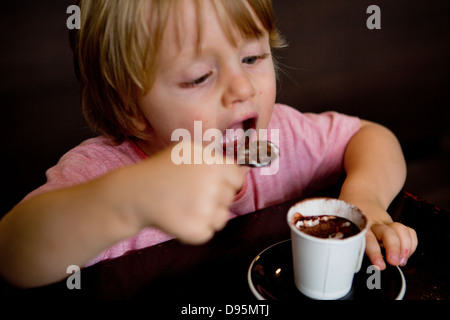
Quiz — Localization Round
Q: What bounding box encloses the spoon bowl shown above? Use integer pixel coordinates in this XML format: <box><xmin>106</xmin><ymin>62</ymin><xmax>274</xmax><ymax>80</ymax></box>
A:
<box><xmin>236</xmin><ymin>140</ymin><xmax>279</xmax><ymax>167</ymax></box>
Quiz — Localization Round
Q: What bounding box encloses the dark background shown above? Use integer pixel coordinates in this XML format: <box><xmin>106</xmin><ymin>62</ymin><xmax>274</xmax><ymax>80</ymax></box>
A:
<box><xmin>1</xmin><ymin>0</ymin><xmax>449</xmax><ymax>217</ymax></box>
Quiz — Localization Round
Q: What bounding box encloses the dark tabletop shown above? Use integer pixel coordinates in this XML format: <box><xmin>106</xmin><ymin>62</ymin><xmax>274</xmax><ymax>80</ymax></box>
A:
<box><xmin>1</xmin><ymin>189</ymin><xmax>449</xmax><ymax>302</ymax></box>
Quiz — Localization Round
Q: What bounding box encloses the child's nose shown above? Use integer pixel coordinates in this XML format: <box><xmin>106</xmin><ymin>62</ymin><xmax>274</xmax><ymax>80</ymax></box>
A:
<box><xmin>222</xmin><ymin>69</ymin><xmax>256</xmax><ymax>107</ymax></box>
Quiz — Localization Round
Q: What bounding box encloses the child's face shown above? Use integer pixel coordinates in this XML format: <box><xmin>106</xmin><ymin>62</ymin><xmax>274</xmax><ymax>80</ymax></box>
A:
<box><xmin>137</xmin><ymin>0</ymin><xmax>277</xmax><ymax>155</ymax></box>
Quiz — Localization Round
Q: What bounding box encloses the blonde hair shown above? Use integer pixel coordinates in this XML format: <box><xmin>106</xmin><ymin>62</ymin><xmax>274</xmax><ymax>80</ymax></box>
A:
<box><xmin>72</xmin><ymin>0</ymin><xmax>285</xmax><ymax>143</ymax></box>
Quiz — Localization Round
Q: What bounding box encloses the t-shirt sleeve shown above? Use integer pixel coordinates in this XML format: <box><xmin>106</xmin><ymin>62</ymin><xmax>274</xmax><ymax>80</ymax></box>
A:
<box><xmin>21</xmin><ymin>138</ymin><xmax>139</xmax><ymax>202</ymax></box>
<box><xmin>22</xmin><ymin>149</ymin><xmax>110</xmax><ymax>202</ymax></box>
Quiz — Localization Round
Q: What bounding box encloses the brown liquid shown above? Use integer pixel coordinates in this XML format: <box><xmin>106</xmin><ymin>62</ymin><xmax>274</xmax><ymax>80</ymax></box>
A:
<box><xmin>292</xmin><ymin>214</ymin><xmax>360</xmax><ymax>239</ymax></box>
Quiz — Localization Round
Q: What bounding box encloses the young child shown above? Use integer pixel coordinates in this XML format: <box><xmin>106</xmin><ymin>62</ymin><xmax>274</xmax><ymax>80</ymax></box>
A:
<box><xmin>0</xmin><ymin>0</ymin><xmax>417</xmax><ymax>288</ymax></box>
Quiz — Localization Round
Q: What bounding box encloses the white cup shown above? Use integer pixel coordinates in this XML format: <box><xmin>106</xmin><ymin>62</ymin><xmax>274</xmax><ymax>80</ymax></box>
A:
<box><xmin>287</xmin><ymin>198</ymin><xmax>368</xmax><ymax>300</ymax></box>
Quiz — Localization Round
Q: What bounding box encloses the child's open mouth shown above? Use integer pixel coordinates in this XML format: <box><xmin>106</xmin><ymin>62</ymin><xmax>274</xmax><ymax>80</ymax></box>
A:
<box><xmin>222</xmin><ymin>116</ymin><xmax>257</xmax><ymax>157</ymax></box>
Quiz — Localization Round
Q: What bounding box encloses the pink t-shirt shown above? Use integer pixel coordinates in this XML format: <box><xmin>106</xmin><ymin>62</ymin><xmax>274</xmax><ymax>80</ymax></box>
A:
<box><xmin>24</xmin><ymin>104</ymin><xmax>360</xmax><ymax>265</ymax></box>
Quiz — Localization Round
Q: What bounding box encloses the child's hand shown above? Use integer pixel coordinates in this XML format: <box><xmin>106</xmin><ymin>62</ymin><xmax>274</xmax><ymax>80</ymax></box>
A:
<box><xmin>365</xmin><ymin>211</ymin><xmax>418</xmax><ymax>270</ymax></box>
<box><xmin>109</xmin><ymin>141</ymin><xmax>245</xmax><ymax>244</ymax></box>
<box><xmin>338</xmin><ymin>194</ymin><xmax>417</xmax><ymax>270</ymax></box>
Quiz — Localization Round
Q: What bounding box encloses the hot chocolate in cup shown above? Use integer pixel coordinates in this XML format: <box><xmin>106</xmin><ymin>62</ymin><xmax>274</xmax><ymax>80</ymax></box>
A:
<box><xmin>287</xmin><ymin>198</ymin><xmax>368</xmax><ymax>300</ymax></box>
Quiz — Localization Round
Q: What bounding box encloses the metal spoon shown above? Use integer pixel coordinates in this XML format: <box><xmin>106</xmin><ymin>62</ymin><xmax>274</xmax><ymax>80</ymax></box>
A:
<box><xmin>236</xmin><ymin>140</ymin><xmax>280</xmax><ymax>167</ymax></box>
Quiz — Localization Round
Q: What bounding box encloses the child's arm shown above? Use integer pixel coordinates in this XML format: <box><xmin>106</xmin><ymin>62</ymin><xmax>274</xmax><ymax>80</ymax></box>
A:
<box><xmin>0</xmin><ymin>142</ymin><xmax>244</xmax><ymax>288</ymax></box>
<box><xmin>338</xmin><ymin>120</ymin><xmax>418</xmax><ymax>270</ymax></box>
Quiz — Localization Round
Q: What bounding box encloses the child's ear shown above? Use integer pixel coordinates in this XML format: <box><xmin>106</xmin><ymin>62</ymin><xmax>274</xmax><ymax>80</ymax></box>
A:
<box><xmin>130</xmin><ymin>112</ymin><xmax>151</xmax><ymax>134</ymax></box>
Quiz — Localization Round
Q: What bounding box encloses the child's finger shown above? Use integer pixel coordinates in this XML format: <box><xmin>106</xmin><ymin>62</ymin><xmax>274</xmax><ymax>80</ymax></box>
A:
<box><xmin>223</xmin><ymin>163</ymin><xmax>246</xmax><ymax>191</ymax></box>
<box><xmin>390</xmin><ymin>223</ymin><xmax>418</xmax><ymax>265</ymax></box>
<box><xmin>178</xmin><ymin>219</ymin><xmax>215</xmax><ymax>245</ymax></box>
<box><xmin>409</xmin><ymin>227</ymin><xmax>418</xmax><ymax>257</ymax></box>
<box><xmin>365</xmin><ymin>229</ymin><xmax>386</xmax><ymax>270</ymax></box>
<box><xmin>209</xmin><ymin>207</ymin><xmax>231</xmax><ymax>232</ymax></box>
<box><xmin>371</xmin><ymin>223</ymin><xmax>402</xmax><ymax>266</ymax></box>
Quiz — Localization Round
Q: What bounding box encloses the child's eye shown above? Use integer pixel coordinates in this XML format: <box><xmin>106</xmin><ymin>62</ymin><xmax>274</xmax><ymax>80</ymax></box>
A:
<box><xmin>181</xmin><ymin>71</ymin><xmax>212</xmax><ymax>88</ymax></box>
<box><xmin>242</xmin><ymin>53</ymin><xmax>269</xmax><ymax>65</ymax></box>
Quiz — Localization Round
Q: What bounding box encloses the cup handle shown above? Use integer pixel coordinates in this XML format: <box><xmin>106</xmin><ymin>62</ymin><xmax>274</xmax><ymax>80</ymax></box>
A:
<box><xmin>355</xmin><ymin>237</ymin><xmax>366</xmax><ymax>273</ymax></box>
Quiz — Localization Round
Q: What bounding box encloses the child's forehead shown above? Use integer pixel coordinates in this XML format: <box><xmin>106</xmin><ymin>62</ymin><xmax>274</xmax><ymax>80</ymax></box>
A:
<box><xmin>159</xmin><ymin>0</ymin><xmax>266</xmax><ymax>52</ymax></box>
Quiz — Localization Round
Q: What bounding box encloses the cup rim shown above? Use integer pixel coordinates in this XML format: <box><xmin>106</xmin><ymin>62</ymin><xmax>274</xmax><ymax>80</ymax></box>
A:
<box><xmin>287</xmin><ymin>197</ymin><xmax>369</xmax><ymax>243</ymax></box>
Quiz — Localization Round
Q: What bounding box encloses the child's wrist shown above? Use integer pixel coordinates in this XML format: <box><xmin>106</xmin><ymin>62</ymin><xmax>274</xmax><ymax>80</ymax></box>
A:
<box><xmin>338</xmin><ymin>185</ymin><xmax>393</xmax><ymax>226</ymax></box>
